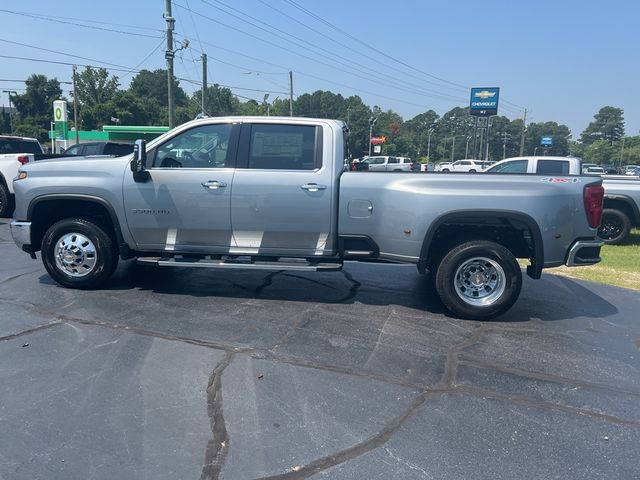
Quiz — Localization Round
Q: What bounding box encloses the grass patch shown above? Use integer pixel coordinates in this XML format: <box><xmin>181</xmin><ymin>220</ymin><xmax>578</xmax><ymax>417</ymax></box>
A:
<box><xmin>548</xmin><ymin>229</ymin><xmax>640</xmax><ymax>291</ymax></box>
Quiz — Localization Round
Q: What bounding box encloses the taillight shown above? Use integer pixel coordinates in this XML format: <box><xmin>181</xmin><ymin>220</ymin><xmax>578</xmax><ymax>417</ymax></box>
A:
<box><xmin>17</xmin><ymin>155</ymin><xmax>30</xmax><ymax>165</ymax></box>
<box><xmin>584</xmin><ymin>184</ymin><xmax>604</xmax><ymax>228</ymax></box>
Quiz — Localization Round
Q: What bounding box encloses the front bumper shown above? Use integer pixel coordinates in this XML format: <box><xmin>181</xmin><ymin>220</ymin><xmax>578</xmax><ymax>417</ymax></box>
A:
<box><xmin>565</xmin><ymin>238</ymin><xmax>603</xmax><ymax>267</ymax></box>
<box><xmin>10</xmin><ymin>221</ymin><xmax>35</xmax><ymax>258</ymax></box>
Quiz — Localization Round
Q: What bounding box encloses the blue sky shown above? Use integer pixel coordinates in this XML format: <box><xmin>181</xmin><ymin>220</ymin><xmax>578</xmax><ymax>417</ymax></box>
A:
<box><xmin>1</xmin><ymin>0</ymin><xmax>638</xmax><ymax>137</ymax></box>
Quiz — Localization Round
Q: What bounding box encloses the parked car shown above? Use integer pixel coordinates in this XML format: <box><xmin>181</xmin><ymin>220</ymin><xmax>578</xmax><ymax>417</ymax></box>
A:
<box><xmin>363</xmin><ymin>156</ymin><xmax>419</xmax><ymax>172</ymax></box>
<box><xmin>349</xmin><ymin>159</ymin><xmax>369</xmax><ymax>171</ymax></box>
<box><xmin>585</xmin><ymin>166</ymin><xmax>606</xmax><ymax>174</ymax></box>
<box><xmin>1</xmin><ymin>135</ymin><xmax>75</xmax><ymax>217</ymax></box>
<box><xmin>485</xmin><ymin>156</ymin><xmax>581</xmax><ymax>175</ymax></box>
<box><xmin>61</xmin><ymin>141</ymin><xmax>134</xmax><ymax>157</ymax></box>
<box><xmin>434</xmin><ymin>161</ymin><xmax>452</xmax><ymax>172</ymax></box>
<box><xmin>625</xmin><ymin>166</ymin><xmax>640</xmax><ymax>175</ymax></box>
<box><xmin>581</xmin><ymin>163</ymin><xmax>598</xmax><ymax>174</ymax></box>
<box><xmin>9</xmin><ymin>116</ymin><xmax>604</xmax><ymax>320</ymax></box>
<box><xmin>438</xmin><ymin>159</ymin><xmax>489</xmax><ymax>172</ymax></box>
<box><xmin>601</xmin><ymin>164</ymin><xmax>619</xmax><ymax>174</ymax></box>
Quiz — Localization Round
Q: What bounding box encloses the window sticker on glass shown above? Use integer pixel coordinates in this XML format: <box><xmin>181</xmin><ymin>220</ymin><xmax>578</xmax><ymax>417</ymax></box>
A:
<box><xmin>252</xmin><ymin>132</ymin><xmax>304</xmax><ymax>157</ymax></box>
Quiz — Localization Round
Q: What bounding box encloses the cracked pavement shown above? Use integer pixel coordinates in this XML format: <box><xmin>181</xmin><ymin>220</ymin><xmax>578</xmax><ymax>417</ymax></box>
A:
<box><xmin>0</xmin><ymin>220</ymin><xmax>638</xmax><ymax>479</ymax></box>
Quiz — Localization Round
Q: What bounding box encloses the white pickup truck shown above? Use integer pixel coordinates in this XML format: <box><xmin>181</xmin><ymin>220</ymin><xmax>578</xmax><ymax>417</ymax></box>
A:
<box><xmin>485</xmin><ymin>156</ymin><xmax>640</xmax><ymax>244</ymax></box>
<box><xmin>0</xmin><ymin>136</ymin><xmax>45</xmax><ymax>216</ymax></box>
<box><xmin>484</xmin><ymin>156</ymin><xmax>582</xmax><ymax>175</ymax></box>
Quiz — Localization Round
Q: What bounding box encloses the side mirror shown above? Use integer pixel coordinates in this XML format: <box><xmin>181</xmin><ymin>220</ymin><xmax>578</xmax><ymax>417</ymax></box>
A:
<box><xmin>131</xmin><ymin>139</ymin><xmax>150</xmax><ymax>182</ymax></box>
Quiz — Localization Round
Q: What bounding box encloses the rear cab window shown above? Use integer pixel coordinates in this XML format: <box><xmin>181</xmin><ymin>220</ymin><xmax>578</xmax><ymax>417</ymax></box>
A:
<box><xmin>536</xmin><ymin>160</ymin><xmax>570</xmax><ymax>175</ymax></box>
<box><xmin>243</xmin><ymin>124</ymin><xmax>320</xmax><ymax>170</ymax></box>
<box><xmin>0</xmin><ymin>139</ymin><xmax>43</xmax><ymax>154</ymax></box>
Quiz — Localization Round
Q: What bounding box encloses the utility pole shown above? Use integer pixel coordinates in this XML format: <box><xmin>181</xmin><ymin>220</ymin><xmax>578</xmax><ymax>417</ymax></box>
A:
<box><xmin>450</xmin><ymin>136</ymin><xmax>456</xmax><ymax>161</ymax></box>
<box><xmin>288</xmin><ymin>71</ymin><xmax>293</xmax><ymax>117</ymax></box>
<box><xmin>72</xmin><ymin>65</ymin><xmax>79</xmax><ymax>144</ymax></box>
<box><xmin>165</xmin><ymin>0</ymin><xmax>175</xmax><ymax>128</ymax></box>
<box><xmin>619</xmin><ymin>137</ymin><xmax>626</xmax><ymax>168</ymax></box>
<box><xmin>201</xmin><ymin>53</ymin><xmax>207</xmax><ymax>116</ymax></box>
<box><xmin>465</xmin><ymin>135</ymin><xmax>472</xmax><ymax>159</ymax></box>
<box><xmin>427</xmin><ymin>127</ymin><xmax>435</xmax><ymax>160</ymax></box>
<box><xmin>519</xmin><ymin>108</ymin><xmax>527</xmax><ymax>156</ymax></box>
<box><xmin>368</xmin><ymin>116</ymin><xmax>377</xmax><ymax>156</ymax></box>
<box><xmin>485</xmin><ymin>118</ymin><xmax>492</xmax><ymax>161</ymax></box>
<box><xmin>2</xmin><ymin>90</ymin><xmax>17</xmax><ymax>134</ymax></box>
<box><xmin>502</xmin><ymin>132</ymin><xmax>510</xmax><ymax>159</ymax></box>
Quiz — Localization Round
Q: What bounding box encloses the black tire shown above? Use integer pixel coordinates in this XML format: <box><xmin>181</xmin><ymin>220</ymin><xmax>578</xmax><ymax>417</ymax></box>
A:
<box><xmin>41</xmin><ymin>218</ymin><xmax>118</xmax><ymax>289</ymax></box>
<box><xmin>442</xmin><ymin>168</ymin><xmax>450</xmax><ymax>172</ymax></box>
<box><xmin>0</xmin><ymin>182</ymin><xmax>14</xmax><ymax>218</ymax></box>
<box><xmin>598</xmin><ymin>209</ymin><xmax>631</xmax><ymax>245</ymax></box>
<box><xmin>435</xmin><ymin>240</ymin><xmax>522</xmax><ymax>320</ymax></box>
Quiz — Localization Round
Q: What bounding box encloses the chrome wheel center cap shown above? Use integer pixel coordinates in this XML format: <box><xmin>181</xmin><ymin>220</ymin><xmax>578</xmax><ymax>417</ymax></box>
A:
<box><xmin>63</xmin><ymin>251</ymin><xmax>77</xmax><ymax>263</ymax></box>
<box><xmin>470</xmin><ymin>273</ymin><xmax>485</xmax><ymax>286</ymax></box>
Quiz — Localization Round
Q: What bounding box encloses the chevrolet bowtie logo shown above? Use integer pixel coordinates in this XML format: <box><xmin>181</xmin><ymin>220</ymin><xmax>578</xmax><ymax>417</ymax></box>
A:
<box><xmin>474</xmin><ymin>91</ymin><xmax>496</xmax><ymax>99</ymax></box>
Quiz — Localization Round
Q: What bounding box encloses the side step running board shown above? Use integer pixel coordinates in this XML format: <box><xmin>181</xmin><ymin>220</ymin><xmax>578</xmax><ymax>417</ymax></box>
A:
<box><xmin>137</xmin><ymin>256</ymin><xmax>343</xmax><ymax>272</ymax></box>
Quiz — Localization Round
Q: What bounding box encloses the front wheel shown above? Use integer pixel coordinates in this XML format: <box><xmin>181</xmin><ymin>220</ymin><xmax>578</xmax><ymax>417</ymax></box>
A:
<box><xmin>598</xmin><ymin>209</ymin><xmax>631</xmax><ymax>245</ymax></box>
<box><xmin>435</xmin><ymin>241</ymin><xmax>522</xmax><ymax>320</ymax></box>
<box><xmin>41</xmin><ymin>218</ymin><xmax>118</xmax><ymax>289</ymax></box>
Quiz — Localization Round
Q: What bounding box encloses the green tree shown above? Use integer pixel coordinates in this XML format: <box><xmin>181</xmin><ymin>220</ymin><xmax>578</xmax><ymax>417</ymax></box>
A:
<box><xmin>580</xmin><ymin>106</ymin><xmax>625</xmax><ymax>145</ymax></box>
<box><xmin>405</xmin><ymin>110</ymin><xmax>439</xmax><ymax>157</ymax></box>
<box><xmin>524</xmin><ymin>121</ymin><xmax>572</xmax><ymax>156</ymax></box>
<box><xmin>191</xmin><ymin>84</ymin><xmax>241</xmax><ymax>118</ymax></box>
<box><xmin>0</xmin><ymin>106</ymin><xmax>10</xmax><ymax>134</ymax></box>
<box><xmin>129</xmin><ymin>69</ymin><xmax>188</xmax><ymax>109</ymax></box>
<box><xmin>75</xmin><ymin>67</ymin><xmax>119</xmax><ymax>107</ymax></box>
<box><xmin>11</xmin><ymin>74</ymin><xmax>63</xmax><ymax>142</ymax></box>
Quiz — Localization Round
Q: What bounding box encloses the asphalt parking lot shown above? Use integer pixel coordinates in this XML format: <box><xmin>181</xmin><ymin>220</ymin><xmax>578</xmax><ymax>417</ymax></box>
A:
<box><xmin>0</xmin><ymin>218</ymin><xmax>639</xmax><ymax>479</ymax></box>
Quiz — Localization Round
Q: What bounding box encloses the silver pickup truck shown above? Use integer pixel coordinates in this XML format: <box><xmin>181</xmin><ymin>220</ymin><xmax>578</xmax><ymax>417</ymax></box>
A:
<box><xmin>10</xmin><ymin>116</ymin><xmax>604</xmax><ymax>320</ymax></box>
<box><xmin>599</xmin><ymin>176</ymin><xmax>640</xmax><ymax>244</ymax></box>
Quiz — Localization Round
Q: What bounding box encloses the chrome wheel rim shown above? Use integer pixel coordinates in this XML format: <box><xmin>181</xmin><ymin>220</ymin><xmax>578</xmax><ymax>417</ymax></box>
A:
<box><xmin>454</xmin><ymin>256</ymin><xmax>505</xmax><ymax>306</ymax></box>
<box><xmin>54</xmin><ymin>232</ymin><xmax>97</xmax><ymax>277</ymax></box>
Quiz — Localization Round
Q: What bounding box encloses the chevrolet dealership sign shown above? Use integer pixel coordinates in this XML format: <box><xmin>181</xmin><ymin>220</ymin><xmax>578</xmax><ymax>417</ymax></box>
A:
<box><xmin>470</xmin><ymin>87</ymin><xmax>500</xmax><ymax>117</ymax></box>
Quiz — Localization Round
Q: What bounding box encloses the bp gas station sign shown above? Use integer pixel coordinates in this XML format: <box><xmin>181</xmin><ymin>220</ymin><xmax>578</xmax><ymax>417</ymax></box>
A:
<box><xmin>53</xmin><ymin>100</ymin><xmax>68</xmax><ymax>141</ymax></box>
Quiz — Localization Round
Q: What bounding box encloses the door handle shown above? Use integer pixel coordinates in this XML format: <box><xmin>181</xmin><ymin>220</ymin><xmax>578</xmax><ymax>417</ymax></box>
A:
<box><xmin>300</xmin><ymin>183</ymin><xmax>327</xmax><ymax>192</ymax></box>
<box><xmin>201</xmin><ymin>180</ymin><xmax>227</xmax><ymax>189</ymax></box>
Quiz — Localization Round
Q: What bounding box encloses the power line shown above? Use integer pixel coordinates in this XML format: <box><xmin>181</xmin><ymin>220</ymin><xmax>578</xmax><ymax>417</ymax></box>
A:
<box><xmin>118</xmin><ymin>39</ymin><xmax>167</xmax><ymax>83</ymax></box>
<box><xmin>0</xmin><ymin>8</ymin><xmax>163</xmax><ymax>39</ymax></box>
<box><xmin>190</xmin><ymin>0</ymin><xmax>468</xmax><ymax>104</ymax></box>
<box><xmin>174</xmin><ymin>3</ymin><xmax>468</xmax><ymax>107</ymax></box>
<box><xmin>283</xmin><ymin>0</ymin><xmax>468</xmax><ymax>92</ymax></box>
<box><xmin>0</xmin><ymin>38</ymin><xmax>137</xmax><ymax>71</ymax></box>
<box><xmin>282</xmin><ymin>0</ymin><xmax>525</xmax><ymax>111</ymax></box>
<box><xmin>0</xmin><ymin>9</ymin><xmax>163</xmax><ymax>32</ymax></box>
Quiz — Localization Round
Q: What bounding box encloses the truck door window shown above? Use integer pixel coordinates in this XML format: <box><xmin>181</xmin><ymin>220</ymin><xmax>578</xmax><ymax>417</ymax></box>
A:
<box><xmin>153</xmin><ymin>124</ymin><xmax>232</xmax><ymax>168</ymax></box>
<box><xmin>247</xmin><ymin>124</ymin><xmax>319</xmax><ymax>170</ymax></box>
<box><xmin>487</xmin><ymin>160</ymin><xmax>528</xmax><ymax>173</ymax></box>
<box><xmin>84</xmin><ymin>144</ymin><xmax>102</xmax><ymax>155</ymax></box>
<box><xmin>536</xmin><ymin>160</ymin><xmax>569</xmax><ymax>175</ymax></box>
<box><xmin>63</xmin><ymin>144</ymin><xmax>82</xmax><ymax>156</ymax></box>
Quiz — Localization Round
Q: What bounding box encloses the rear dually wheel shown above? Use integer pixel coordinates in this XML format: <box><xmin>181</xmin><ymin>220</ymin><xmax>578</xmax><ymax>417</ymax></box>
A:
<box><xmin>435</xmin><ymin>240</ymin><xmax>522</xmax><ymax>320</ymax></box>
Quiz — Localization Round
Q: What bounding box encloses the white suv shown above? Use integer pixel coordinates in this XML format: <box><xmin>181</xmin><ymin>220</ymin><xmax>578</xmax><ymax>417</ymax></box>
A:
<box><xmin>364</xmin><ymin>156</ymin><xmax>418</xmax><ymax>172</ymax></box>
<box><xmin>439</xmin><ymin>159</ymin><xmax>490</xmax><ymax>172</ymax></box>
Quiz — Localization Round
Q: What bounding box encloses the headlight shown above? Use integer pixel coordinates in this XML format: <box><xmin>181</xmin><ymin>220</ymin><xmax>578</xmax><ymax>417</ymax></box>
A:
<box><xmin>16</xmin><ymin>171</ymin><xmax>28</xmax><ymax>180</ymax></box>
